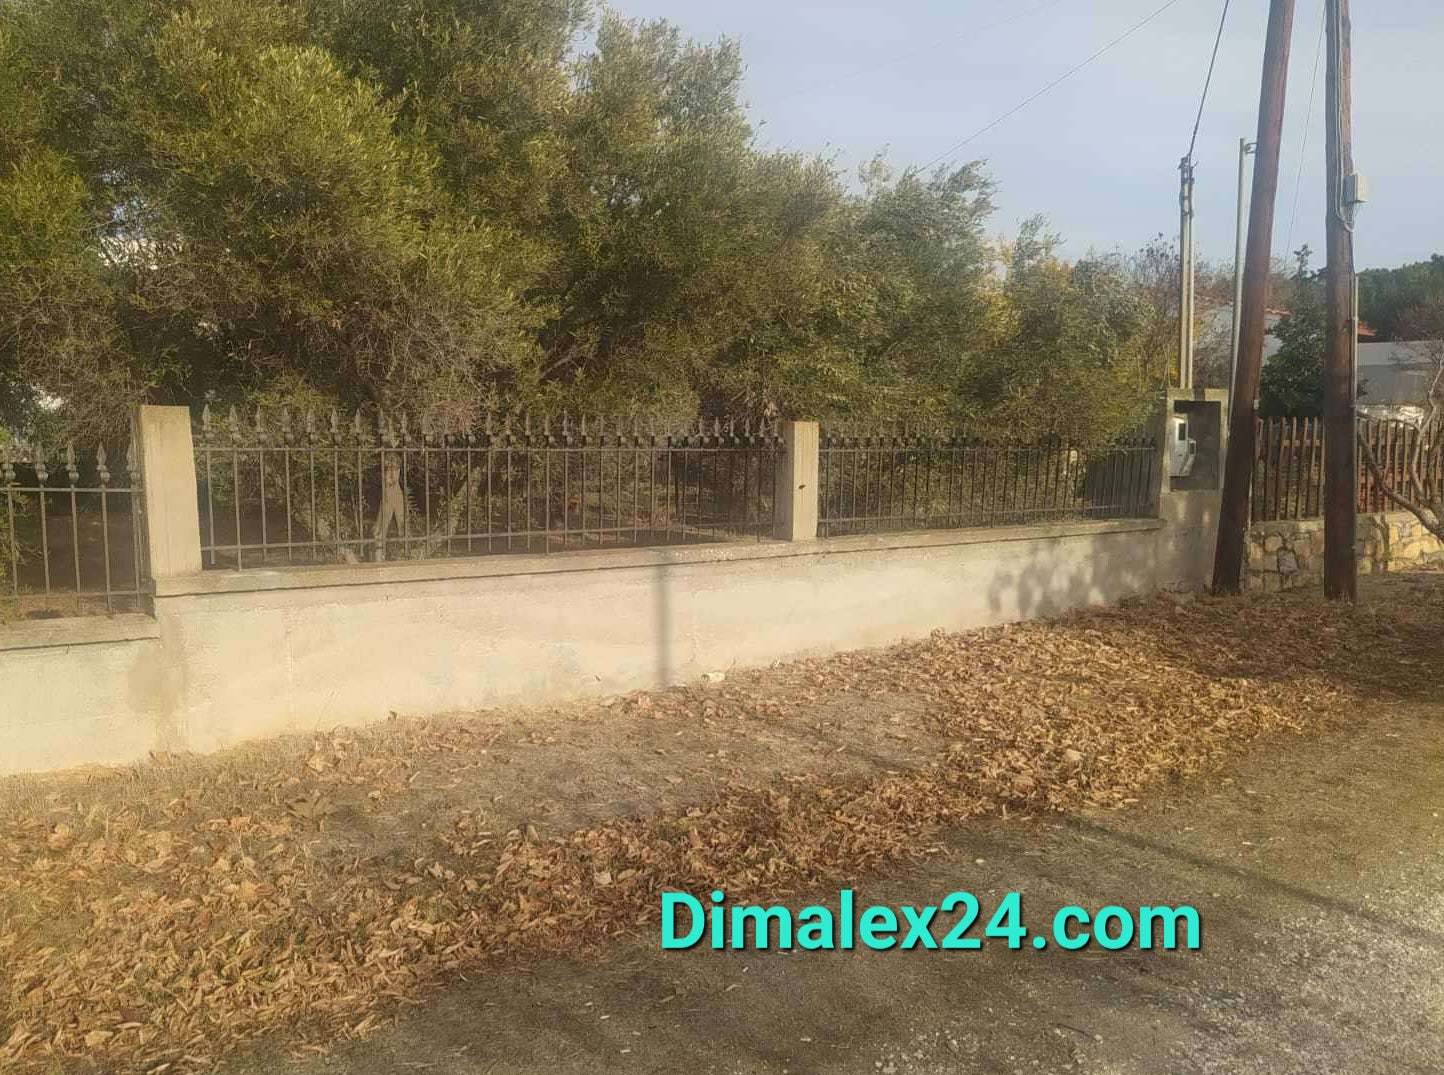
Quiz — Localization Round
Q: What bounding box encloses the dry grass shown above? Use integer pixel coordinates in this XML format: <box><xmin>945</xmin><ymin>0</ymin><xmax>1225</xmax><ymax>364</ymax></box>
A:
<box><xmin>2</xmin><ymin>576</ymin><xmax>1439</xmax><ymax>1073</ymax></box>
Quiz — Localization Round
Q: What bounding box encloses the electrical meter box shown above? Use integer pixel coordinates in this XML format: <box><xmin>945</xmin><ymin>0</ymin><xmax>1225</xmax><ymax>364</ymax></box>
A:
<box><xmin>1169</xmin><ymin>415</ymin><xmax>1197</xmax><ymax>479</ymax></box>
<box><xmin>1168</xmin><ymin>398</ymin><xmax>1222</xmax><ymax>491</ymax></box>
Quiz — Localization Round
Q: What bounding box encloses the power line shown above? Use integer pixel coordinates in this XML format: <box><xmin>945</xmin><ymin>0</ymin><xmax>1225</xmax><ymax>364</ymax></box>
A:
<box><xmin>976</xmin><ymin>0</ymin><xmax>1071</xmax><ymax>39</ymax></box>
<box><xmin>920</xmin><ymin>0</ymin><xmax>1189</xmax><ymax>172</ymax></box>
<box><xmin>1187</xmin><ymin>0</ymin><xmax>1233</xmax><ymax>162</ymax></box>
<box><xmin>1284</xmin><ymin>16</ymin><xmax>1327</xmax><ymax>261</ymax></box>
<box><xmin>836</xmin><ymin>0</ymin><xmax>1071</xmax><ymax>89</ymax></box>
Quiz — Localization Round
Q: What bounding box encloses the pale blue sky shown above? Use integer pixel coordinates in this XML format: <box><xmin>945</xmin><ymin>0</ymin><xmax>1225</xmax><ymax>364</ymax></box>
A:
<box><xmin>607</xmin><ymin>0</ymin><xmax>1443</xmax><ymax>270</ymax></box>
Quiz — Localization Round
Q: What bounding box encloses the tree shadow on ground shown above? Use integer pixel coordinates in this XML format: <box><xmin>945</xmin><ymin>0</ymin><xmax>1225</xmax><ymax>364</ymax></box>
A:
<box><xmin>985</xmin><ymin>531</ymin><xmax>1441</xmax><ymax>706</ymax></box>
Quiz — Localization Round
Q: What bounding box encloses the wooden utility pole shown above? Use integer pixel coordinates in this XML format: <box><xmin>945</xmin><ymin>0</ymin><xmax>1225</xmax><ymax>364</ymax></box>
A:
<box><xmin>1322</xmin><ymin>0</ymin><xmax>1358</xmax><ymax>601</ymax></box>
<box><xmin>1213</xmin><ymin>0</ymin><xmax>1297</xmax><ymax>594</ymax></box>
<box><xmin>1179</xmin><ymin>156</ymin><xmax>1196</xmax><ymax>389</ymax></box>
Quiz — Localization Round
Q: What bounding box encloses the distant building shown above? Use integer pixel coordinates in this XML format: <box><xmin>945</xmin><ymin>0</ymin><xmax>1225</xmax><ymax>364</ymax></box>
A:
<box><xmin>1357</xmin><ymin>340</ymin><xmax>1440</xmax><ymax>423</ymax></box>
<box><xmin>1201</xmin><ymin>302</ymin><xmax>1438</xmax><ymax>421</ymax></box>
<box><xmin>1199</xmin><ymin>303</ymin><xmax>1284</xmax><ymax>360</ymax></box>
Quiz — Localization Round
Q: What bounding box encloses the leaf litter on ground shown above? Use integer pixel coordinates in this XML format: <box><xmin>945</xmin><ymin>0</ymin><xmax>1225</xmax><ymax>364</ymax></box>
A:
<box><xmin>1</xmin><ymin>574</ymin><xmax>1440</xmax><ymax>1073</ymax></box>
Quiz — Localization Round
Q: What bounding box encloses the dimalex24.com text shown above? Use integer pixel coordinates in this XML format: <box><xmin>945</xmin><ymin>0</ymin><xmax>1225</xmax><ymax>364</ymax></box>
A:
<box><xmin>662</xmin><ymin>890</ymin><xmax>1202</xmax><ymax>952</ymax></box>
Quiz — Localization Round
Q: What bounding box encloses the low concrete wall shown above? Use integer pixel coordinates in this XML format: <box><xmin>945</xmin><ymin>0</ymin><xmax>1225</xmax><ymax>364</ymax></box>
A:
<box><xmin>2</xmin><ymin>518</ymin><xmax>1180</xmax><ymax>775</ymax></box>
<box><xmin>1245</xmin><ymin>511</ymin><xmax>1444</xmax><ymax>592</ymax></box>
<box><xmin>0</xmin><ymin>616</ymin><xmax>166</xmax><ymax>773</ymax></box>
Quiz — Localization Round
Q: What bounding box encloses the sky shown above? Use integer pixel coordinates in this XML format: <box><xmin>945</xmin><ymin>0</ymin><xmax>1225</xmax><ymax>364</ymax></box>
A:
<box><xmin>605</xmin><ymin>0</ymin><xmax>1444</xmax><ymax>271</ymax></box>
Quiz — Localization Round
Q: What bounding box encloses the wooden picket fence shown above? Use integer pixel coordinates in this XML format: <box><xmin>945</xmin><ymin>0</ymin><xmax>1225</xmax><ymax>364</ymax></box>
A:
<box><xmin>1252</xmin><ymin>416</ymin><xmax>1443</xmax><ymax>522</ymax></box>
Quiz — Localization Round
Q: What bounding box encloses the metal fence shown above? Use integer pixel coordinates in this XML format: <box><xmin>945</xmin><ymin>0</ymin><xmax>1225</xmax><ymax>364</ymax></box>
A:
<box><xmin>193</xmin><ymin>408</ymin><xmax>782</xmax><ymax>569</ymax></box>
<box><xmin>817</xmin><ymin>427</ymin><xmax>1159</xmax><ymax>537</ymax></box>
<box><xmin>1</xmin><ymin>432</ymin><xmax>146</xmax><ymax>619</ymax></box>
<box><xmin>1252</xmin><ymin>416</ymin><xmax>1442</xmax><ymax>522</ymax></box>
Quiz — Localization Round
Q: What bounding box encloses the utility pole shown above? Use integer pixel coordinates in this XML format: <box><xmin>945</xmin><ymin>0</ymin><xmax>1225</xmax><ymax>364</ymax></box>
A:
<box><xmin>1322</xmin><ymin>0</ymin><xmax>1359</xmax><ymax>601</ymax></box>
<box><xmin>1178</xmin><ymin>156</ymin><xmax>1196</xmax><ymax>389</ymax></box>
<box><xmin>1213</xmin><ymin>0</ymin><xmax>1297</xmax><ymax>594</ymax></box>
<box><xmin>1229</xmin><ymin>138</ymin><xmax>1257</xmax><ymax>397</ymax></box>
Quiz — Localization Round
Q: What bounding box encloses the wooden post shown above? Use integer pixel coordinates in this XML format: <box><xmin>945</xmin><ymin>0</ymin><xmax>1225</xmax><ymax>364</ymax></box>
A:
<box><xmin>773</xmin><ymin>422</ymin><xmax>819</xmax><ymax>541</ymax></box>
<box><xmin>1213</xmin><ymin>0</ymin><xmax>1297</xmax><ymax>593</ymax></box>
<box><xmin>1322</xmin><ymin>0</ymin><xmax>1358</xmax><ymax>600</ymax></box>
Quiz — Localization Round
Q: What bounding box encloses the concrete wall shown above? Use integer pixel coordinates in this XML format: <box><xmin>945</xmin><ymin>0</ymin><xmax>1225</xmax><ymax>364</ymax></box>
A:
<box><xmin>0</xmin><ymin>616</ymin><xmax>165</xmax><ymax>773</ymax></box>
<box><xmin>2</xmin><ymin>518</ymin><xmax>1181</xmax><ymax>775</ymax></box>
<box><xmin>1154</xmin><ymin>387</ymin><xmax>1230</xmax><ymax>593</ymax></box>
<box><xmin>35</xmin><ymin>391</ymin><xmax>1426</xmax><ymax>777</ymax></box>
<box><xmin>1246</xmin><ymin>510</ymin><xmax>1444</xmax><ymax>592</ymax></box>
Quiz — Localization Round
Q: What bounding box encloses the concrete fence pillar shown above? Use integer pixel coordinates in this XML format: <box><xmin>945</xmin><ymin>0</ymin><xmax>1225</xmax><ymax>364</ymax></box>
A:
<box><xmin>773</xmin><ymin>420</ymin><xmax>819</xmax><ymax>541</ymax></box>
<box><xmin>134</xmin><ymin>405</ymin><xmax>203</xmax><ymax>580</ymax></box>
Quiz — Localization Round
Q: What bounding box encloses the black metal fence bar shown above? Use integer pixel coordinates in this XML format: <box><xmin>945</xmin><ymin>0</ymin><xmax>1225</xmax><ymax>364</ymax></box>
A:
<box><xmin>194</xmin><ymin>409</ymin><xmax>781</xmax><ymax>570</ymax></box>
<box><xmin>0</xmin><ymin>432</ymin><xmax>146</xmax><ymax>620</ymax></box>
<box><xmin>818</xmin><ymin>429</ymin><xmax>1158</xmax><ymax>538</ymax></box>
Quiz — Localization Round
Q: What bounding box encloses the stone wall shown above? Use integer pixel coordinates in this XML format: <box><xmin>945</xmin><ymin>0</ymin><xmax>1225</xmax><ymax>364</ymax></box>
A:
<box><xmin>1246</xmin><ymin>511</ymin><xmax>1444</xmax><ymax>593</ymax></box>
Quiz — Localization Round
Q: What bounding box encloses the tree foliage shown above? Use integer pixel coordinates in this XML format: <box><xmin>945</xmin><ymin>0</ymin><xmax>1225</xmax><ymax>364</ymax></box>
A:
<box><xmin>1359</xmin><ymin>256</ymin><xmax>1444</xmax><ymax>342</ymax></box>
<box><xmin>962</xmin><ymin>220</ymin><xmax>1155</xmax><ymax>438</ymax></box>
<box><xmin>1259</xmin><ymin>250</ymin><xmax>1327</xmax><ymax>418</ymax></box>
<box><xmin>2</xmin><ymin>0</ymin><xmax>1167</xmax><ymax>443</ymax></box>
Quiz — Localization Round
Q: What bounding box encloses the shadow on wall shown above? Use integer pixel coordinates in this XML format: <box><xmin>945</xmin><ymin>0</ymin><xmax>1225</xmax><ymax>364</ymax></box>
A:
<box><xmin>985</xmin><ymin>531</ymin><xmax>1162</xmax><ymax>625</ymax></box>
<box><xmin>639</xmin><ymin>526</ymin><xmax>1171</xmax><ymax>695</ymax></box>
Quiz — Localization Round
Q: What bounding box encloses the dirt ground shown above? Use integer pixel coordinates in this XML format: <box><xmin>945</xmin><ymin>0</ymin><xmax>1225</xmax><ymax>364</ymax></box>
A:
<box><xmin>2</xmin><ymin>571</ymin><xmax>1440</xmax><ymax>1073</ymax></box>
<box><xmin>220</xmin><ymin>681</ymin><xmax>1444</xmax><ymax>1075</ymax></box>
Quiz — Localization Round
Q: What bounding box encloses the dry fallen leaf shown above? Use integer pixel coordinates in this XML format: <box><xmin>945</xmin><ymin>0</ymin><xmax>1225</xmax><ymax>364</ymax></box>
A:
<box><xmin>0</xmin><ymin>583</ymin><xmax>1436</xmax><ymax>1073</ymax></box>
<box><xmin>285</xmin><ymin>792</ymin><xmax>337</xmax><ymax>821</ymax></box>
